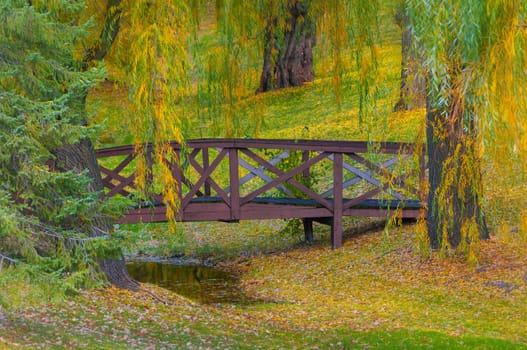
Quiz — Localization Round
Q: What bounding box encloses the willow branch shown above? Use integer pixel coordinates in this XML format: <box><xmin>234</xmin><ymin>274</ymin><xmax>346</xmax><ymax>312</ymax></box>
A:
<box><xmin>83</xmin><ymin>0</ymin><xmax>122</xmax><ymax>65</ymax></box>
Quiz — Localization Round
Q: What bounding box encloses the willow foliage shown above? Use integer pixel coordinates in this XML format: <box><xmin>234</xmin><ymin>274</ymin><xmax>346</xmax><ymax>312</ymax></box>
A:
<box><xmin>408</xmin><ymin>0</ymin><xmax>527</xmax><ymax>256</ymax></box>
<box><xmin>107</xmin><ymin>0</ymin><xmax>381</xmax><ymax>233</ymax></box>
<box><xmin>191</xmin><ymin>0</ymin><xmax>380</xmax><ymax>136</ymax></box>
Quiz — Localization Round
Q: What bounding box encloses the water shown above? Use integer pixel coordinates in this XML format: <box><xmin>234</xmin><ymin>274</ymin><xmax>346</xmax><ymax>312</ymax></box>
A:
<box><xmin>126</xmin><ymin>261</ymin><xmax>251</xmax><ymax>304</ymax></box>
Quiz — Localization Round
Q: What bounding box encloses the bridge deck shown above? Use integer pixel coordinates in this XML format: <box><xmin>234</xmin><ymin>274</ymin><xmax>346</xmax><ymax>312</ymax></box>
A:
<box><xmin>96</xmin><ymin>138</ymin><xmax>426</xmax><ymax>248</ymax></box>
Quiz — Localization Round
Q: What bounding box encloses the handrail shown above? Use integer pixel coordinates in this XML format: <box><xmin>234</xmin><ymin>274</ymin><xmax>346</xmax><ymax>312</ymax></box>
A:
<box><xmin>96</xmin><ymin>138</ymin><xmax>416</xmax><ymax>156</ymax></box>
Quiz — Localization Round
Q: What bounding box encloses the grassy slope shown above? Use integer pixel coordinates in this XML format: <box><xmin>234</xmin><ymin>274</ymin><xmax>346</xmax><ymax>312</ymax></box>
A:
<box><xmin>2</xmin><ymin>1</ymin><xmax>527</xmax><ymax>349</ymax></box>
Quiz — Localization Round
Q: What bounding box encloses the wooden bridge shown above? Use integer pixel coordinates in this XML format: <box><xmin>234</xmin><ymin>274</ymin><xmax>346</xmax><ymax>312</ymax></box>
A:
<box><xmin>96</xmin><ymin>139</ymin><xmax>426</xmax><ymax>249</ymax></box>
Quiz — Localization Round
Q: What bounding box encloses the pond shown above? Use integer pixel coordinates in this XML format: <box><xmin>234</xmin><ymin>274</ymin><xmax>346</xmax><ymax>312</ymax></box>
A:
<box><xmin>127</xmin><ymin>261</ymin><xmax>253</xmax><ymax>304</ymax></box>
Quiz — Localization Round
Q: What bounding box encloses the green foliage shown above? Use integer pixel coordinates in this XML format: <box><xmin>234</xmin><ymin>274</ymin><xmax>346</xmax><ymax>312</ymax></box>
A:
<box><xmin>0</xmin><ymin>0</ymin><xmax>122</xmax><ymax>298</ymax></box>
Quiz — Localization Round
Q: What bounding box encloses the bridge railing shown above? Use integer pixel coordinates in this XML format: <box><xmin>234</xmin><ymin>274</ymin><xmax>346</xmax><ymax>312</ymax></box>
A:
<box><xmin>96</xmin><ymin>139</ymin><xmax>426</xmax><ymax>248</ymax></box>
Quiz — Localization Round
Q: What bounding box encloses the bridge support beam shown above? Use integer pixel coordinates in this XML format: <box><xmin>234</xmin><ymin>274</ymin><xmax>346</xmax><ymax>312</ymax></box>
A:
<box><xmin>303</xmin><ymin>218</ymin><xmax>314</xmax><ymax>243</ymax></box>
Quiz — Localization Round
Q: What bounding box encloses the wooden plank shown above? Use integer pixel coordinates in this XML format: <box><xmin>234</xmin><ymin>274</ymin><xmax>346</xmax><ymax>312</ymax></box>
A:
<box><xmin>101</xmin><ymin>178</ymin><xmax>134</xmax><ymax>197</ymax></box>
<box><xmin>173</xmin><ymin>149</ymin><xmax>184</xmax><ymax>219</ymax></box>
<box><xmin>116</xmin><ymin>206</ymin><xmax>167</xmax><ymax>224</ymax></box>
<box><xmin>98</xmin><ymin>139</ymin><xmax>415</xmax><ymax>158</ymax></box>
<box><xmin>342</xmin><ymin>185</ymin><xmax>385</xmax><ymax>210</ymax></box>
<box><xmin>182</xmin><ymin>202</ymin><xmax>232</xmax><ymax>221</ymax></box>
<box><xmin>342</xmin><ymin>154</ymin><xmax>409</xmax><ymax>200</ymax></box>
<box><xmin>96</xmin><ymin>144</ymin><xmax>136</xmax><ymax>157</ymax></box>
<box><xmin>106</xmin><ymin>173</ymin><xmax>136</xmax><ymax>198</ymax></box>
<box><xmin>145</xmin><ymin>145</ymin><xmax>154</xmax><ymax>189</ymax></box>
<box><xmin>302</xmin><ymin>150</ymin><xmax>310</xmax><ymax>183</ymax></box>
<box><xmin>238</xmin><ymin>204</ymin><xmax>331</xmax><ymax>220</ymax></box>
<box><xmin>118</xmin><ymin>202</ymin><xmax>421</xmax><ymax>224</ymax></box>
<box><xmin>321</xmin><ymin>177</ymin><xmax>361</xmax><ymax>198</ymax></box>
<box><xmin>343</xmin><ymin>208</ymin><xmax>421</xmax><ymax>218</ymax></box>
<box><xmin>332</xmin><ymin>153</ymin><xmax>400</xmax><ymax>198</ymax></box>
<box><xmin>346</xmin><ymin>152</ymin><xmax>394</xmax><ymax>181</ymax></box>
<box><xmin>202</xmin><ymin>148</ymin><xmax>211</xmax><ymax>196</ymax></box>
<box><xmin>99</xmin><ymin>153</ymin><xmax>135</xmax><ymax>182</ymax></box>
<box><xmin>183</xmin><ymin>138</ymin><xmax>413</xmax><ymax>154</ymax></box>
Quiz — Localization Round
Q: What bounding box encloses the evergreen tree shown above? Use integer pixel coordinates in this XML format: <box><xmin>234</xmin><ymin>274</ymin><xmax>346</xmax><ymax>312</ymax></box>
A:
<box><xmin>0</xmin><ymin>0</ymin><xmax>136</xmax><ymax>292</ymax></box>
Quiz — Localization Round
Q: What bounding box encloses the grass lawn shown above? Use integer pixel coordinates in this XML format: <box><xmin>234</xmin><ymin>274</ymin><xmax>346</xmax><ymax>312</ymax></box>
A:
<box><xmin>1</xmin><ymin>227</ymin><xmax>527</xmax><ymax>349</ymax></box>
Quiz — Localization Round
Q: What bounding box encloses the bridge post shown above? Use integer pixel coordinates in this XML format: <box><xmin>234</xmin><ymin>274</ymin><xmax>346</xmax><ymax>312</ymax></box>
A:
<box><xmin>203</xmin><ymin>148</ymin><xmax>211</xmax><ymax>196</ymax></box>
<box><xmin>229</xmin><ymin>148</ymin><xmax>240</xmax><ymax>221</ymax></box>
<box><xmin>302</xmin><ymin>151</ymin><xmax>314</xmax><ymax>243</ymax></box>
<box><xmin>332</xmin><ymin>153</ymin><xmax>343</xmax><ymax>249</ymax></box>
<box><xmin>173</xmin><ymin>149</ymin><xmax>183</xmax><ymax>219</ymax></box>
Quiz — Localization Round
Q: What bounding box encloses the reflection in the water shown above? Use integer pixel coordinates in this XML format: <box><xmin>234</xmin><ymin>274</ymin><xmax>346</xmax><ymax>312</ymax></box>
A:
<box><xmin>127</xmin><ymin>262</ymin><xmax>251</xmax><ymax>304</ymax></box>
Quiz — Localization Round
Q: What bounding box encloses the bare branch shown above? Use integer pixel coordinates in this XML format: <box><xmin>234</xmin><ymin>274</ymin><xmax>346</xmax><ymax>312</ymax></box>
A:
<box><xmin>27</xmin><ymin>223</ymin><xmax>106</xmax><ymax>244</ymax></box>
<box><xmin>0</xmin><ymin>254</ymin><xmax>18</xmax><ymax>273</ymax></box>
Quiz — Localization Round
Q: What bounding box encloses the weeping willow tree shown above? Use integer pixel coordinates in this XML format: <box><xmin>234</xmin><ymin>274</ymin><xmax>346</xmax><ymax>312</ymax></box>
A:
<box><xmin>191</xmin><ymin>0</ymin><xmax>380</xmax><ymax>137</ymax></box>
<box><xmin>408</xmin><ymin>0</ymin><xmax>527</xmax><ymax>259</ymax></box>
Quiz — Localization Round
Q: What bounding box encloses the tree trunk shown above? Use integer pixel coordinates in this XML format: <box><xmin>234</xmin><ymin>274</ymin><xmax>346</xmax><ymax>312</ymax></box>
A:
<box><xmin>426</xmin><ymin>102</ymin><xmax>489</xmax><ymax>250</ymax></box>
<box><xmin>393</xmin><ymin>5</ymin><xmax>426</xmax><ymax>111</ymax></box>
<box><xmin>83</xmin><ymin>0</ymin><xmax>122</xmax><ymax>65</ymax></box>
<box><xmin>258</xmin><ymin>19</ymin><xmax>276</xmax><ymax>93</ymax></box>
<box><xmin>51</xmin><ymin>138</ymin><xmax>140</xmax><ymax>291</ymax></box>
<box><xmin>257</xmin><ymin>1</ymin><xmax>315</xmax><ymax>93</ymax></box>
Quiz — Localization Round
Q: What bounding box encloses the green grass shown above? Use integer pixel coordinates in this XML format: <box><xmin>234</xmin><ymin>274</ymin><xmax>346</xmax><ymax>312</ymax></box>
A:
<box><xmin>2</xmin><ymin>230</ymin><xmax>527</xmax><ymax>349</ymax></box>
<box><xmin>3</xmin><ymin>318</ymin><xmax>526</xmax><ymax>349</ymax></box>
